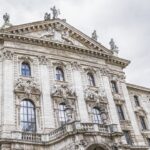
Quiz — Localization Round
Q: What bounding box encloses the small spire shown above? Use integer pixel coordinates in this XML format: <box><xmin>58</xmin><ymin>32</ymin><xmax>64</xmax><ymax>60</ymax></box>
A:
<box><xmin>92</xmin><ymin>30</ymin><xmax>98</xmax><ymax>41</ymax></box>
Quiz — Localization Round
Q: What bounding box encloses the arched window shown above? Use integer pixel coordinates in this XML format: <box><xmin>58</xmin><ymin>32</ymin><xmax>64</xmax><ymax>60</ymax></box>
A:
<box><xmin>92</xmin><ymin>107</ymin><xmax>102</xmax><ymax>124</ymax></box>
<box><xmin>20</xmin><ymin>100</ymin><xmax>36</xmax><ymax>132</ymax></box>
<box><xmin>21</xmin><ymin>62</ymin><xmax>31</xmax><ymax>77</ymax></box>
<box><xmin>87</xmin><ymin>72</ymin><xmax>95</xmax><ymax>86</ymax></box>
<box><xmin>59</xmin><ymin>103</ymin><xmax>67</xmax><ymax>125</ymax></box>
<box><xmin>56</xmin><ymin>67</ymin><xmax>65</xmax><ymax>81</ymax></box>
<box><xmin>134</xmin><ymin>95</ymin><xmax>140</xmax><ymax>106</ymax></box>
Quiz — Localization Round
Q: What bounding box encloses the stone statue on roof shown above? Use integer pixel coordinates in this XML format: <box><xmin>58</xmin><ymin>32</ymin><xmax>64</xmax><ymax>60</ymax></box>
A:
<box><xmin>44</xmin><ymin>12</ymin><xmax>51</xmax><ymax>21</ymax></box>
<box><xmin>109</xmin><ymin>38</ymin><xmax>118</xmax><ymax>51</ymax></box>
<box><xmin>50</xmin><ymin>6</ymin><xmax>60</xmax><ymax>19</ymax></box>
<box><xmin>3</xmin><ymin>13</ymin><xmax>10</xmax><ymax>24</ymax></box>
<box><xmin>1</xmin><ymin>13</ymin><xmax>12</xmax><ymax>29</ymax></box>
<box><xmin>92</xmin><ymin>30</ymin><xmax>98</xmax><ymax>41</ymax></box>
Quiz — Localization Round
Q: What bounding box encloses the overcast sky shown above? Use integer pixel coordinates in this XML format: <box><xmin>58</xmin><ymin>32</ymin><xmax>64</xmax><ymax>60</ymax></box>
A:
<box><xmin>0</xmin><ymin>0</ymin><xmax>150</xmax><ymax>87</ymax></box>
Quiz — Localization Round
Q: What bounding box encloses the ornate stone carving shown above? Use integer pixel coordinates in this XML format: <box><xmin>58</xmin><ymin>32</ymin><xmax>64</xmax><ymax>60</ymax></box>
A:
<box><xmin>41</xmin><ymin>26</ymin><xmax>55</xmax><ymax>40</ymax></box>
<box><xmin>50</xmin><ymin>6</ymin><xmax>60</xmax><ymax>19</ymax></box>
<box><xmin>61</xmin><ymin>31</ymin><xmax>73</xmax><ymax>45</ymax></box>
<box><xmin>14</xmin><ymin>78</ymin><xmax>40</xmax><ymax>96</ymax></box>
<box><xmin>38</xmin><ymin>56</ymin><xmax>49</xmax><ymax>65</ymax></box>
<box><xmin>71</xmin><ymin>61</ymin><xmax>81</xmax><ymax>71</ymax></box>
<box><xmin>52</xmin><ymin>60</ymin><xmax>66</xmax><ymax>67</ymax></box>
<box><xmin>18</xmin><ymin>56</ymin><xmax>33</xmax><ymax>62</ymax></box>
<box><xmin>2</xmin><ymin>50</ymin><xmax>13</xmax><ymax>60</ymax></box>
<box><xmin>85</xmin><ymin>87</ymin><xmax>102</xmax><ymax>103</ymax></box>
<box><xmin>100</xmin><ymin>68</ymin><xmax>110</xmax><ymax>76</ymax></box>
<box><xmin>84</xmin><ymin>66</ymin><xmax>96</xmax><ymax>73</ymax></box>
<box><xmin>51</xmin><ymin>84</ymin><xmax>76</xmax><ymax>99</ymax></box>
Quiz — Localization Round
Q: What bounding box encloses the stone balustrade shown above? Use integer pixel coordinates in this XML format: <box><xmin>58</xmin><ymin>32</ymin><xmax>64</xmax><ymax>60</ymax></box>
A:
<box><xmin>11</xmin><ymin>121</ymin><xmax>116</xmax><ymax>143</ymax></box>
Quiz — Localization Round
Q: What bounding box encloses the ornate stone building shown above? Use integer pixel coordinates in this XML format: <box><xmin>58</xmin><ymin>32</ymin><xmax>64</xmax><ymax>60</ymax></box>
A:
<box><xmin>0</xmin><ymin>10</ymin><xmax>150</xmax><ymax>150</ymax></box>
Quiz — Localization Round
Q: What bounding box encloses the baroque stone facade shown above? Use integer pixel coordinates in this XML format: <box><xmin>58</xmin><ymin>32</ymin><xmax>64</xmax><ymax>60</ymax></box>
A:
<box><xmin>0</xmin><ymin>16</ymin><xmax>150</xmax><ymax>150</ymax></box>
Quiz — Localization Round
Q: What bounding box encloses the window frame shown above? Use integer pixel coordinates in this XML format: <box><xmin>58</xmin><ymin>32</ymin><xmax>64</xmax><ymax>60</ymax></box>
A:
<box><xmin>87</xmin><ymin>72</ymin><xmax>95</xmax><ymax>87</ymax></box>
<box><xmin>56</xmin><ymin>67</ymin><xmax>65</xmax><ymax>81</ymax></box>
<box><xmin>139</xmin><ymin>116</ymin><xmax>147</xmax><ymax>130</ymax></box>
<box><xmin>111</xmin><ymin>81</ymin><xmax>118</xmax><ymax>93</ymax></box>
<box><xmin>134</xmin><ymin>95</ymin><xmax>140</xmax><ymax>107</ymax></box>
<box><xmin>58</xmin><ymin>103</ymin><xmax>67</xmax><ymax>125</ymax></box>
<box><xmin>20</xmin><ymin>100</ymin><xmax>36</xmax><ymax>132</ymax></box>
<box><xmin>116</xmin><ymin>105</ymin><xmax>125</xmax><ymax>120</ymax></box>
<box><xmin>21</xmin><ymin>62</ymin><xmax>31</xmax><ymax>77</ymax></box>
<box><xmin>123</xmin><ymin>130</ymin><xmax>133</xmax><ymax>145</ymax></box>
<box><xmin>92</xmin><ymin>107</ymin><xmax>102</xmax><ymax>124</ymax></box>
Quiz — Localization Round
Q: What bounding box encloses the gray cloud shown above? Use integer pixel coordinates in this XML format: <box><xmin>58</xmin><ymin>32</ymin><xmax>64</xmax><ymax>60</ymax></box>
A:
<box><xmin>0</xmin><ymin>0</ymin><xmax>150</xmax><ymax>87</ymax></box>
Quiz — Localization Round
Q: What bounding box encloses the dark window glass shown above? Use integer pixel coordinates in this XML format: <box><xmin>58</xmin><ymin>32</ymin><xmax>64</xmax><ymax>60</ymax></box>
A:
<box><xmin>134</xmin><ymin>95</ymin><xmax>140</xmax><ymax>106</ymax></box>
<box><xmin>123</xmin><ymin>130</ymin><xmax>132</xmax><ymax>145</ymax></box>
<box><xmin>92</xmin><ymin>107</ymin><xmax>102</xmax><ymax>124</ymax></box>
<box><xmin>87</xmin><ymin>73</ymin><xmax>95</xmax><ymax>86</ymax></box>
<box><xmin>111</xmin><ymin>81</ymin><xmax>118</xmax><ymax>93</ymax></box>
<box><xmin>59</xmin><ymin>103</ymin><xmax>67</xmax><ymax>125</ymax></box>
<box><xmin>139</xmin><ymin>116</ymin><xmax>147</xmax><ymax>130</ymax></box>
<box><xmin>116</xmin><ymin>105</ymin><xmax>125</xmax><ymax>120</ymax></box>
<box><xmin>20</xmin><ymin>100</ymin><xmax>36</xmax><ymax>132</ymax></box>
<box><xmin>147</xmin><ymin>138</ymin><xmax>150</xmax><ymax>146</ymax></box>
<box><xmin>56</xmin><ymin>67</ymin><xmax>64</xmax><ymax>81</ymax></box>
<box><xmin>21</xmin><ymin>62</ymin><xmax>31</xmax><ymax>77</ymax></box>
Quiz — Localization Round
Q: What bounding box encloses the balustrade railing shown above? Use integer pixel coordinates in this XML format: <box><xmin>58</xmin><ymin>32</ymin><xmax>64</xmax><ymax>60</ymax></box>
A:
<box><xmin>11</xmin><ymin>122</ymin><xmax>111</xmax><ymax>143</ymax></box>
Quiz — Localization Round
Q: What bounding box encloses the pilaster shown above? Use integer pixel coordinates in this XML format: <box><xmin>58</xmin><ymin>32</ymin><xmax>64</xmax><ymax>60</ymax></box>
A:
<box><xmin>38</xmin><ymin>56</ymin><xmax>55</xmax><ymax>131</ymax></box>
<box><xmin>71</xmin><ymin>62</ymin><xmax>89</xmax><ymax>122</ymax></box>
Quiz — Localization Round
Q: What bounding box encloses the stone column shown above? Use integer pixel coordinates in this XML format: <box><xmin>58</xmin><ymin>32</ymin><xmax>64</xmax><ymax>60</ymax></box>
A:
<box><xmin>101</xmin><ymin>70</ymin><xmax>121</xmax><ymax>131</ymax></box>
<box><xmin>1</xmin><ymin>50</ymin><xmax>15</xmax><ymax>136</ymax></box>
<box><xmin>71</xmin><ymin>62</ymin><xmax>89</xmax><ymax>122</ymax></box>
<box><xmin>121</xmin><ymin>82</ymin><xmax>145</xmax><ymax>145</ymax></box>
<box><xmin>38</xmin><ymin>56</ymin><xmax>55</xmax><ymax>131</ymax></box>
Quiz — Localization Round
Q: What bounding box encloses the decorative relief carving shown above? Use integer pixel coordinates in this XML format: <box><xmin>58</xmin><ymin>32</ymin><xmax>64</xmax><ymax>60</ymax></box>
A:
<box><xmin>40</xmin><ymin>26</ymin><xmax>55</xmax><ymax>40</ymax></box>
<box><xmin>100</xmin><ymin>68</ymin><xmax>110</xmax><ymax>76</ymax></box>
<box><xmin>84</xmin><ymin>87</ymin><xmax>106</xmax><ymax>104</ymax></box>
<box><xmin>52</xmin><ymin>60</ymin><xmax>66</xmax><ymax>67</ymax></box>
<box><xmin>2</xmin><ymin>50</ymin><xmax>13</xmax><ymax>60</ymax></box>
<box><xmin>71</xmin><ymin>61</ymin><xmax>81</xmax><ymax>71</ymax></box>
<box><xmin>51</xmin><ymin>83</ymin><xmax>76</xmax><ymax>99</ymax></box>
<box><xmin>83</xmin><ymin>66</ymin><xmax>96</xmax><ymax>73</ymax></box>
<box><xmin>18</xmin><ymin>56</ymin><xmax>33</xmax><ymax>62</ymax></box>
<box><xmin>61</xmin><ymin>31</ymin><xmax>73</xmax><ymax>45</ymax></box>
<box><xmin>14</xmin><ymin>78</ymin><xmax>40</xmax><ymax>96</ymax></box>
<box><xmin>38</xmin><ymin>56</ymin><xmax>49</xmax><ymax>65</ymax></box>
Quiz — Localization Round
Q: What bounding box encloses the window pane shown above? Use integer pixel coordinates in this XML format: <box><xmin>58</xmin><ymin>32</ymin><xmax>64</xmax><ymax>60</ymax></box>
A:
<box><xmin>59</xmin><ymin>103</ymin><xmax>67</xmax><ymax>125</ymax></box>
<box><xmin>21</xmin><ymin>62</ymin><xmax>31</xmax><ymax>77</ymax></box>
<box><xmin>20</xmin><ymin>100</ymin><xmax>36</xmax><ymax>132</ymax></box>
<box><xmin>92</xmin><ymin>107</ymin><xmax>102</xmax><ymax>124</ymax></box>
<box><xmin>56</xmin><ymin>67</ymin><xmax>64</xmax><ymax>81</ymax></box>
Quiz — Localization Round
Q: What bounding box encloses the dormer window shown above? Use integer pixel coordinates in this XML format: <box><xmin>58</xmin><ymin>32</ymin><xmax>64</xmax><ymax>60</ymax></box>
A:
<box><xmin>21</xmin><ymin>62</ymin><xmax>31</xmax><ymax>77</ymax></box>
<box><xmin>134</xmin><ymin>95</ymin><xmax>140</xmax><ymax>107</ymax></box>
<box><xmin>87</xmin><ymin>72</ymin><xmax>95</xmax><ymax>86</ymax></box>
<box><xmin>56</xmin><ymin>67</ymin><xmax>65</xmax><ymax>81</ymax></box>
<box><xmin>111</xmin><ymin>81</ymin><xmax>118</xmax><ymax>93</ymax></box>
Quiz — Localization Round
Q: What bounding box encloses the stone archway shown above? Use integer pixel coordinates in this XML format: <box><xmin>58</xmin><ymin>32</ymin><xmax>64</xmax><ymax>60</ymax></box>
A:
<box><xmin>86</xmin><ymin>144</ymin><xmax>109</xmax><ymax>150</ymax></box>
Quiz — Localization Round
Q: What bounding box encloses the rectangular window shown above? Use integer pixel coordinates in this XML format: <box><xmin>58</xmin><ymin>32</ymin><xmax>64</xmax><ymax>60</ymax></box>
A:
<box><xmin>116</xmin><ymin>105</ymin><xmax>125</xmax><ymax>120</ymax></box>
<box><xmin>111</xmin><ymin>81</ymin><xmax>118</xmax><ymax>93</ymax></box>
<box><xmin>123</xmin><ymin>130</ymin><xmax>132</xmax><ymax>145</ymax></box>
<box><xmin>139</xmin><ymin>116</ymin><xmax>147</xmax><ymax>130</ymax></box>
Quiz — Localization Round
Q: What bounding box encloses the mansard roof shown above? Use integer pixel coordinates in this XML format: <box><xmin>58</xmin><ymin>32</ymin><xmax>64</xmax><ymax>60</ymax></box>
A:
<box><xmin>0</xmin><ymin>19</ymin><xmax>130</xmax><ymax>68</ymax></box>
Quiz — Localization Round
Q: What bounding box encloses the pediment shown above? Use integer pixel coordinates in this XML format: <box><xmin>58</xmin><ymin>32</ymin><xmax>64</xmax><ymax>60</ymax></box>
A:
<box><xmin>2</xmin><ymin>19</ymin><xmax>112</xmax><ymax>55</ymax></box>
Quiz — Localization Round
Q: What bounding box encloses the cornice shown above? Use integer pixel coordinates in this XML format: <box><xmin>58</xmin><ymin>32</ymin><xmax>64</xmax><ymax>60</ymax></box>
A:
<box><xmin>0</xmin><ymin>32</ymin><xmax>130</xmax><ymax>68</ymax></box>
